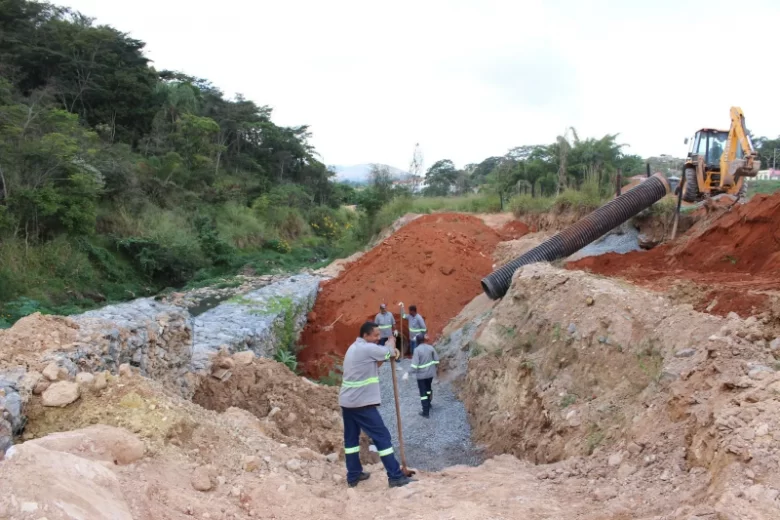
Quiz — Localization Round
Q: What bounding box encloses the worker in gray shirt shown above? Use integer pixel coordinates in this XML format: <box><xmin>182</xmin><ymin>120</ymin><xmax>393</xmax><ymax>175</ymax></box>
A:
<box><xmin>374</xmin><ymin>303</ymin><xmax>397</xmax><ymax>346</ymax></box>
<box><xmin>339</xmin><ymin>321</ymin><xmax>415</xmax><ymax>489</ymax></box>
<box><xmin>408</xmin><ymin>333</ymin><xmax>439</xmax><ymax>418</ymax></box>
<box><xmin>401</xmin><ymin>304</ymin><xmax>427</xmax><ymax>355</ymax></box>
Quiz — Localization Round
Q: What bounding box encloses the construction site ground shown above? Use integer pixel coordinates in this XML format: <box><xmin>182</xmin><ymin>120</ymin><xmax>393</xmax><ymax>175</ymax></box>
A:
<box><xmin>3</xmin><ymin>193</ymin><xmax>780</xmax><ymax>519</ymax></box>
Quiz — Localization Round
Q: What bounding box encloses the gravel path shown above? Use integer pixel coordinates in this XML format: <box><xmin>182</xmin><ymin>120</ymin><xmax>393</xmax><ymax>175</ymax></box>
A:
<box><xmin>376</xmin><ymin>358</ymin><xmax>483</xmax><ymax>471</ymax></box>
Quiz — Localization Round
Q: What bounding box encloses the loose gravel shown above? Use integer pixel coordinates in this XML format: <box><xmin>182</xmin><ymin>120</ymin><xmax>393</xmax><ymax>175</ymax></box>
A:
<box><xmin>376</xmin><ymin>358</ymin><xmax>483</xmax><ymax>471</ymax></box>
<box><xmin>566</xmin><ymin>222</ymin><xmax>641</xmax><ymax>262</ymax></box>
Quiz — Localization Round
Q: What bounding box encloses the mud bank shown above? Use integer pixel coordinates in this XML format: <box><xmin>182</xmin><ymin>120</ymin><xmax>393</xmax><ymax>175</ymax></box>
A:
<box><xmin>298</xmin><ymin>213</ymin><xmax>507</xmax><ymax>377</ymax></box>
<box><xmin>568</xmin><ymin>191</ymin><xmax>780</xmax><ymax>318</ymax></box>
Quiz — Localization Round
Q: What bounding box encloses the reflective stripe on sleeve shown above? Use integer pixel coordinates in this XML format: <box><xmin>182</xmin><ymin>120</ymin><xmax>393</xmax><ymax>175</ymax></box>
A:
<box><xmin>377</xmin><ymin>325</ymin><xmax>392</xmax><ymax>329</ymax></box>
<box><xmin>344</xmin><ymin>446</ymin><xmax>360</xmax><ymax>454</ymax></box>
<box><xmin>410</xmin><ymin>328</ymin><xmax>426</xmax><ymax>333</ymax></box>
<box><xmin>377</xmin><ymin>447</ymin><xmax>394</xmax><ymax>457</ymax></box>
<box><xmin>341</xmin><ymin>377</ymin><xmax>380</xmax><ymax>388</ymax></box>
<box><xmin>411</xmin><ymin>361</ymin><xmax>439</xmax><ymax>369</ymax></box>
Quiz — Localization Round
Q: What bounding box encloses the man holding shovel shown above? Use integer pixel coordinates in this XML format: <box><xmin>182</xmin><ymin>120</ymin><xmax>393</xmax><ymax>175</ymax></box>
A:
<box><xmin>339</xmin><ymin>321</ymin><xmax>416</xmax><ymax>489</ymax></box>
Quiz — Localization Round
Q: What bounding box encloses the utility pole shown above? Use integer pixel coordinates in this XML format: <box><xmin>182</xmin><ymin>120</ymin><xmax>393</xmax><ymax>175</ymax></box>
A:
<box><xmin>409</xmin><ymin>143</ymin><xmax>424</xmax><ymax>194</ymax></box>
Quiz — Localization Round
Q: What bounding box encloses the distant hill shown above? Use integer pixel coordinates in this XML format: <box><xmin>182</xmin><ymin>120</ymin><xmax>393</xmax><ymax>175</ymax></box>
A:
<box><xmin>330</xmin><ymin>164</ymin><xmax>408</xmax><ymax>184</ymax></box>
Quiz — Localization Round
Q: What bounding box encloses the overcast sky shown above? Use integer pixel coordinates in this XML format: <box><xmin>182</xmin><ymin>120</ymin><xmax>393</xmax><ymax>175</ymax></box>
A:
<box><xmin>56</xmin><ymin>0</ymin><xmax>780</xmax><ymax>171</ymax></box>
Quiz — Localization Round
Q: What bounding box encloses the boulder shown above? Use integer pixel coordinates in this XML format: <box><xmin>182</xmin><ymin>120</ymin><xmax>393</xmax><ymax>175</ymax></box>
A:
<box><xmin>41</xmin><ymin>381</ymin><xmax>80</xmax><ymax>407</ymax></box>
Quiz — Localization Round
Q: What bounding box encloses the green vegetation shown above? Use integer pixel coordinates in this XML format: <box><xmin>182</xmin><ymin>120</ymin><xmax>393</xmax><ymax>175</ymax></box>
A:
<box><xmin>560</xmin><ymin>393</ymin><xmax>577</xmax><ymax>409</ymax></box>
<box><xmin>586</xmin><ymin>425</ymin><xmax>606</xmax><ymax>455</ymax></box>
<box><xmin>747</xmin><ymin>180</ymin><xmax>780</xmax><ymax>197</ymax></box>
<box><xmin>0</xmin><ymin>0</ymin><xmax>368</xmax><ymax>325</ymax></box>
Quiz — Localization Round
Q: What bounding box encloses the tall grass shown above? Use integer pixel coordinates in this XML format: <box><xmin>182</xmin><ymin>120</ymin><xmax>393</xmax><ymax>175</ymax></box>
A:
<box><xmin>375</xmin><ymin>194</ymin><xmax>501</xmax><ymax>230</ymax></box>
<box><xmin>509</xmin><ymin>175</ymin><xmax>608</xmax><ymax>217</ymax></box>
<box><xmin>215</xmin><ymin>203</ymin><xmax>267</xmax><ymax>248</ymax></box>
<box><xmin>747</xmin><ymin>180</ymin><xmax>780</xmax><ymax>197</ymax></box>
<box><xmin>509</xmin><ymin>194</ymin><xmax>554</xmax><ymax>215</ymax></box>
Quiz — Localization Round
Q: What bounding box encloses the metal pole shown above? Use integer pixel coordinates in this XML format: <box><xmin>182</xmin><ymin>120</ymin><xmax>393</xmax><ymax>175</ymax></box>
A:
<box><xmin>671</xmin><ymin>173</ymin><xmax>685</xmax><ymax>240</ymax></box>
<box><xmin>616</xmin><ymin>168</ymin><xmax>622</xmax><ymax>197</ymax></box>
<box><xmin>646</xmin><ymin>162</ymin><xmax>651</xmax><ymax>178</ymax></box>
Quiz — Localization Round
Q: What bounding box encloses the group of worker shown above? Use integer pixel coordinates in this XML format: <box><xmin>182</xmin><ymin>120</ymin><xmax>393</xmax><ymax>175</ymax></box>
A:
<box><xmin>338</xmin><ymin>303</ymin><xmax>440</xmax><ymax>489</ymax></box>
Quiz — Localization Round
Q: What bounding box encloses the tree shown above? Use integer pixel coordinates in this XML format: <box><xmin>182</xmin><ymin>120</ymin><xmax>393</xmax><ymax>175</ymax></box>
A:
<box><xmin>423</xmin><ymin>159</ymin><xmax>459</xmax><ymax>196</ymax></box>
<box><xmin>753</xmin><ymin>135</ymin><xmax>780</xmax><ymax>170</ymax></box>
<box><xmin>554</xmin><ymin>127</ymin><xmax>578</xmax><ymax>195</ymax></box>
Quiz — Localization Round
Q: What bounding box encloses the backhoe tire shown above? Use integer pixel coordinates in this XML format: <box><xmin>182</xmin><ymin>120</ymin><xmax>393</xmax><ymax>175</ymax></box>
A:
<box><xmin>682</xmin><ymin>168</ymin><xmax>699</xmax><ymax>203</ymax></box>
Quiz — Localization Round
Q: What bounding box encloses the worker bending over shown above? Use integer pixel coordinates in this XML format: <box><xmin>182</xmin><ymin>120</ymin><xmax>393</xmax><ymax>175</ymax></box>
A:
<box><xmin>374</xmin><ymin>303</ymin><xmax>397</xmax><ymax>346</ymax></box>
<box><xmin>401</xmin><ymin>304</ymin><xmax>427</xmax><ymax>355</ymax></box>
<box><xmin>339</xmin><ymin>321</ymin><xmax>415</xmax><ymax>488</ymax></box>
<box><xmin>409</xmin><ymin>333</ymin><xmax>439</xmax><ymax>418</ymax></box>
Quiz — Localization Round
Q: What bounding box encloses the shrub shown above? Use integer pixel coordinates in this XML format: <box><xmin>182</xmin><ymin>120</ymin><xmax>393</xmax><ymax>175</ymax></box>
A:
<box><xmin>215</xmin><ymin>202</ymin><xmax>267</xmax><ymax>248</ymax></box>
<box><xmin>115</xmin><ymin>236</ymin><xmax>204</xmax><ymax>285</ymax></box>
<box><xmin>509</xmin><ymin>194</ymin><xmax>554</xmax><ymax>216</ymax></box>
<box><xmin>274</xmin><ymin>348</ymin><xmax>298</xmax><ymax>372</ymax></box>
<box><xmin>194</xmin><ymin>215</ymin><xmax>236</xmax><ymax>266</ymax></box>
<box><xmin>309</xmin><ymin>206</ymin><xmax>349</xmax><ymax>241</ymax></box>
<box><xmin>264</xmin><ymin>239</ymin><xmax>291</xmax><ymax>254</ymax></box>
<box><xmin>252</xmin><ymin>185</ymin><xmax>313</xmax><ymax>214</ymax></box>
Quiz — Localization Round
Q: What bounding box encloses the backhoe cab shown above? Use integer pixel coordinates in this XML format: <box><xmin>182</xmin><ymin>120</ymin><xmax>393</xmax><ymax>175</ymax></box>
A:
<box><xmin>681</xmin><ymin>107</ymin><xmax>761</xmax><ymax>203</ymax></box>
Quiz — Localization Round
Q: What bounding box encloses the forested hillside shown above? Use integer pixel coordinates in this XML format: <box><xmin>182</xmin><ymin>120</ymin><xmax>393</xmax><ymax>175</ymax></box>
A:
<box><xmin>0</xmin><ymin>0</ymin><xmax>363</xmax><ymax>325</ymax></box>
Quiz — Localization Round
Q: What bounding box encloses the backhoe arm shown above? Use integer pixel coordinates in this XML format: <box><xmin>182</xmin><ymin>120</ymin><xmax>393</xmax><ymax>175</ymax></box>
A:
<box><xmin>723</xmin><ymin>106</ymin><xmax>760</xmax><ymax>180</ymax></box>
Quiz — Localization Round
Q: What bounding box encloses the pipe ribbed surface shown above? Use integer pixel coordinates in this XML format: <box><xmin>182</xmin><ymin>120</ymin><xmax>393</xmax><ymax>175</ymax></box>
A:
<box><xmin>481</xmin><ymin>173</ymin><xmax>670</xmax><ymax>300</ymax></box>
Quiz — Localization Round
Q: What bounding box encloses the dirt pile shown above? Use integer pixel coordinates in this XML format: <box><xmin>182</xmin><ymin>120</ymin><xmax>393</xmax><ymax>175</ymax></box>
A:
<box><xmin>498</xmin><ymin>220</ymin><xmax>530</xmax><ymax>239</ymax></box>
<box><xmin>298</xmin><ymin>213</ymin><xmax>504</xmax><ymax>376</ymax></box>
<box><xmin>193</xmin><ymin>352</ymin><xmax>343</xmax><ymax>455</ymax></box>
<box><xmin>568</xmin><ymin>192</ymin><xmax>780</xmax><ymax>318</ymax></box>
<box><xmin>440</xmin><ymin>262</ymin><xmax>780</xmax><ymax>518</ymax></box>
<box><xmin>0</xmin><ymin>314</ymin><xmax>80</xmax><ymax>368</ymax></box>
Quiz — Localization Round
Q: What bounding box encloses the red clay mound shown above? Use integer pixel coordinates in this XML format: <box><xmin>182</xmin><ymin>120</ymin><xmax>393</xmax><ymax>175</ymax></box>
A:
<box><xmin>567</xmin><ymin>192</ymin><xmax>780</xmax><ymax>317</ymax></box>
<box><xmin>500</xmin><ymin>220</ymin><xmax>531</xmax><ymax>239</ymax></box>
<box><xmin>298</xmin><ymin>213</ymin><xmax>503</xmax><ymax>377</ymax></box>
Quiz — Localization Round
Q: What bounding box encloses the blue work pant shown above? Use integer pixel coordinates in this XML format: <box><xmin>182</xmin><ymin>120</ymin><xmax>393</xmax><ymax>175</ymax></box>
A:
<box><xmin>417</xmin><ymin>377</ymin><xmax>433</xmax><ymax>415</ymax></box>
<box><xmin>342</xmin><ymin>405</ymin><xmax>404</xmax><ymax>483</ymax></box>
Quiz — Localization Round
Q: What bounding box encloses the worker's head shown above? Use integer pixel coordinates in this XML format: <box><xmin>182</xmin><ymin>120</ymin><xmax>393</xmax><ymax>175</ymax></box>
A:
<box><xmin>360</xmin><ymin>321</ymin><xmax>381</xmax><ymax>344</ymax></box>
<box><xmin>379</xmin><ymin>303</ymin><xmax>387</xmax><ymax>314</ymax></box>
<box><xmin>409</xmin><ymin>305</ymin><xmax>417</xmax><ymax>316</ymax></box>
<box><xmin>415</xmin><ymin>333</ymin><xmax>426</xmax><ymax>345</ymax></box>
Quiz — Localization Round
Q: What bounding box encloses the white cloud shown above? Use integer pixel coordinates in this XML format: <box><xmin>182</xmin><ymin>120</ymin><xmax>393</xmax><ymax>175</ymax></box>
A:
<box><xmin>55</xmin><ymin>0</ymin><xmax>780</xmax><ymax>170</ymax></box>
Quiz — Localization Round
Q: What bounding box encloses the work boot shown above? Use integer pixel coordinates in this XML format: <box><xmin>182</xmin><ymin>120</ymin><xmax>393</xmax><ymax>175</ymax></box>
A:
<box><xmin>389</xmin><ymin>475</ymin><xmax>417</xmax><ymax>488</ymax></box>
<box><xmin>419</xmin><ymin>411</ymin><xmax>429</xmax><ymax>418</ymax></box>
<box><xmin>347</xmin><ymin>472</ymin><xmax>371</xmax><ymax>488</ymax></box>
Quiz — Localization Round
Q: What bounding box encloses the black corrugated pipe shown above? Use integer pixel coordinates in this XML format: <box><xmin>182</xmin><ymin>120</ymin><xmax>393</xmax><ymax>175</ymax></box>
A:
<box><xmin>481</xmin><ymin>173</ymin><xmax>671</xmax><ymax>300</ymax></box>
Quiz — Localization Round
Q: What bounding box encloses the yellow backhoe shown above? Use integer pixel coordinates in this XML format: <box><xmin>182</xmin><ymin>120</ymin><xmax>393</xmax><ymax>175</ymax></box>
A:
<box><xmin>680</xmin><ymin>106</ymin><xmax>761</xmax><ymax>202</ymax></box>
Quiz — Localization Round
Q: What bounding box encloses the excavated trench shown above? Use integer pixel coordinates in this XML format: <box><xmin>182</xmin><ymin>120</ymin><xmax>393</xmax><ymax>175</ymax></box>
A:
<box><xmin>7</xmin><ymin>201</ymin><xmax>780</xmax><ymax>519</ymax></box>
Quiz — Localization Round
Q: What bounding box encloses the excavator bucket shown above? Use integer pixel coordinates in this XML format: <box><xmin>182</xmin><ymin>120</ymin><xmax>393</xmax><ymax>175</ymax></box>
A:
<box><xmin>728</xmin><ymin>158</ymin><xmax>761</xmax><ymax>178</ymax></box>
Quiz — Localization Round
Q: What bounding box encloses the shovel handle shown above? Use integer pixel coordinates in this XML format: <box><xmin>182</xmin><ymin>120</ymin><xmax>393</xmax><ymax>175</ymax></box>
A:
<box><xmin>389</xmin><ymin>357</ymin><xmax>411</xmax><ymax>472</ymax></box>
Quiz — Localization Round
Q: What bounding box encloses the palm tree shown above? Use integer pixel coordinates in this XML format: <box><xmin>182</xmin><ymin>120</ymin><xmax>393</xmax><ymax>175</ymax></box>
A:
<box><xmin>555</xmin><ymin>127</ymin><xmax>579</xmax><ymax>195</ymax></box>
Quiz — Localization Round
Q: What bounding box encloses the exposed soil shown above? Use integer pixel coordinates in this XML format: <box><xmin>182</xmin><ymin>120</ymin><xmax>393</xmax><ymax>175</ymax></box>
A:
<box><xmin>0</xmin><ymin>314</ymin><xmax>79</xmax><ymax>368</ymax></box>
<box><xmin>298</xmin><ymin>213</ymin><xmax>505</xmax><ymax>377</ymax></box>
<box><xmin>499</xmin><ymin>219</ymin><xmax>531</xmax><ymax>239</ymax></box>
<box><xmin>192</xmin><ymin>354</ymin><xmax>343</xmax><ymax>455</ymax></box>
<box><xmin>567</xmin><ymin>192</ymin><xmax>780</xmax><ymax>318</ymax></box>
<box><xmin>7</xmin><ymin>202</ymin><xmax>780</xmax><ymax>519</ymax></box>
